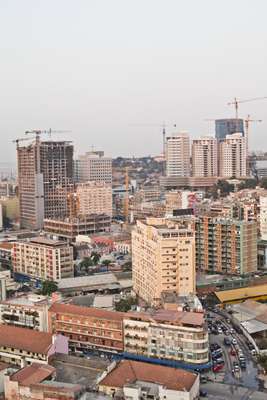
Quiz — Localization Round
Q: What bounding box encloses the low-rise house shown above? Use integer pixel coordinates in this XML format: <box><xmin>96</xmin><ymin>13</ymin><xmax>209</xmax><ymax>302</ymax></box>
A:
<box><xmin>48</xmin><ymin>303</ymin><xmax>124</xmax><ymax>354</ymax></box>
<box><xmin>98</xmin><ymin>359</ymin><xmax>199</xmax><ymax>400</ymax></box>
<box><xmin>0</xmin><ymin>325</ymin><xmax>68</xmax><ymax>367</ymax></box>
<box><xmin>124</xmin><ymin>309</ymin><xmax>209</xmax><ymax>364</ymax></box>
<box><xmin>4</xmin><ymin>363</ymin><xmax>86</xmax><ymax>400</ymax></box>
<box><xmin>0</xmin><ymin>294</ymin><xmax>49</xmax><ymax>331</ymax></box>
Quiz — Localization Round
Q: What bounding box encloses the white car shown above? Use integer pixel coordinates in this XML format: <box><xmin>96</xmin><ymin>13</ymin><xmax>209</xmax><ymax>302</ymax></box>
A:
<box><xmin>232</xmin><ymin>338</ymin><xmax>237</xmax><ymax>345</ymax></box>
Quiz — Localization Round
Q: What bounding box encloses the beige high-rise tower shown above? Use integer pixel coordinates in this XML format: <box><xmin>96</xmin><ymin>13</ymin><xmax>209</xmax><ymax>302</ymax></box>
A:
<box><xmin>132</xmin><ymin>217</ymin><xmax>196</xmax><ymax>306</ymax></box>
<box><xmin>166</xmin><ymin>133</ymin><xmax>190</xmax><ymax>177</ymax></box>
<box><xmin>219</xmin><ymin>133</ymin><xmax>246</xmax><ymax>178</ymax></box>
<box><xmin>192</xmin><ymin>136</ymin><xmax>218</xmax><ymax>177</ymax></box>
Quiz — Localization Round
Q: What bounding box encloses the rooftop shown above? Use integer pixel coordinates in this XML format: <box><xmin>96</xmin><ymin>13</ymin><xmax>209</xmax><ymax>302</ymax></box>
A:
<box><xmin>57</xmin><ymin>273</ymin><xmax>118</xmax><ymax>290</ymax></box>
<box><xmin>29</xmin><ymin>237</ymin><xmax>66</xmax><ymax>247</ymax></box>
<box><xmin>0</xmin><ymin>325</ymin><xmax>53</xmax><ymax>354</ymax></box>
<box><xmin>0</xmin><ymin>242</ymin><xmax>13</xmax><ymax>250</ymax></box>
<box><xmin>215</xmin><ymin>284</ymin><xmax>267</xmax><ymax>303</ymax></box>
<box><xmin>11</xmin><ymin>363</ymin><xmax>55</xmax><ymax>386</ymax></box>
<box><xmin>99</xmin><ymin>360</ymin><xmax>198</xmax><ymax>392</ymax></box>
<box><xmin>127</xmin><ymin>309</ymin><xmax>204</xmax><ymax>327</ymax></box>
<box><xmin>2</xmin><ymin>294</ymin><xmax>48</xmax><ymax>307</ymax></box>
<box><xmin>49</xmin><ymin>302</ymin><xmax>124</xmax><ymax>322</ymax></box>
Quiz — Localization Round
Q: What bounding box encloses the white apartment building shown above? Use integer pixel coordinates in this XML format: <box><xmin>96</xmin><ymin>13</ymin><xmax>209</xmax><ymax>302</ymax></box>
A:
<box><xmin>76</xmin><ymin>151</ymin><xmax>112</xmax><ymax>185</ymax></box>
<box><xmin>260</xmin><ymin>195</ymin><xmax>267</xmax><ymax>241</ymax></box>
<box><xmin>219</xmin><ymin>133</ymin><xmax>246</xmax><ymax>178</ymax></box>
<box><xmin>123</xmin><ymin>309</ymin><xmax>209</xmax><ymax>364</ymax></box>
<box><xmin>76</xmin><ymin>181</ymin><xmax>112</xmax><ymax>217</ymax></box>
<box><xmin>166</xmin><ymin>133</ymin><xmax>190</xmax><ymax>177</ymax></box>
<box><xmin>0</xmin><ymin>294</ymin><xmax>49</xmax><ymax>331</ymax></box>
<box><xmin>132</xmin><ymin>218</ymin><xmax>196</xmax><ymax>306</ymax></box>
<box><xmin>12</xmin><ymin>237</ymin><xmax>74</xmax><ymax>281</ymax></box>
<box><xmin>192</xmin><ymin>136</ymin><xmax>218</xmax><ymax>177</ymax></box>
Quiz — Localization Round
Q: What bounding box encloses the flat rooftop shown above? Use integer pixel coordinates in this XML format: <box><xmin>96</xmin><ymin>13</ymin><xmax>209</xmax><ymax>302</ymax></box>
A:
<box><xmin>57</xmin><ymin>273</ymin><xmax>118</xmax><ymax>290</ymax></box>
<box><xmin>29</xmin><ymin>237</ymin><xmax>66</xmax><ymax>247</ymax></box>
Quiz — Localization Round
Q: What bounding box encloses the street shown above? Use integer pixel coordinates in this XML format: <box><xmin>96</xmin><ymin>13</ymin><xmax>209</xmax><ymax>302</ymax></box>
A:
<box><xmin>200</xmin><ymin>310</ymin><xmax>265</xmax><ymax>398</ymax></box>
<box><xmin>201</xmin><ymin>382</ymin><xmax>266</xmax><ymax>400</ymax></box>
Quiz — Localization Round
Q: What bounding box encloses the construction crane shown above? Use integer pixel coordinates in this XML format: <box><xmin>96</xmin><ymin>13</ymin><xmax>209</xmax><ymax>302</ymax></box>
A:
<box><xmin>25</xmin><ymin>129</ymin><xmax>71</xmax><ymax>140</ymax></box>
<box><xmin>227</xmin><ymin>97</ymin><xmax>267</xmax><ymax>119</ymax></box>
<box><xmin>12</xmin><ymin>136</ymin><xmax>35</xmax><ymax>148</ymax></box>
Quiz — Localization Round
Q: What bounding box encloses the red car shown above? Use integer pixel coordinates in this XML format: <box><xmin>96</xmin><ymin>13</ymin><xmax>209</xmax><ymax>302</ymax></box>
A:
<box><xmin>213</xmin><ymin>364</ymin><xmax>224</xmax><ymax>373</ymax></box>
<box><xmin>230</xmin><ymin>349</ymin><xmax>237</xmax><ymax>356</ymax></box>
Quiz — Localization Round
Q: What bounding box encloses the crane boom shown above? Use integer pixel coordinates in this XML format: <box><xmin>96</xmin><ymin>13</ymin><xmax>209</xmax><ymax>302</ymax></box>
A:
<box><xmin>227</xmin><ymin>97</ymin><xmax>267</xmax><ymax>119</ymax></box>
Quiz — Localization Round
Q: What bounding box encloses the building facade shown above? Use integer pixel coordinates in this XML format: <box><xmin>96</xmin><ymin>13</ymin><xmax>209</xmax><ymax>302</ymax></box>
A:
<box><xmin>166</xmin><ymin>133</ymin><xmax>190</xmax><ymax>178</ymax></box>
<box><xmin>0</xmin><ymin>294</ymin><xmax>49</xmax><ymax>331</ymax></box>
<box><xmin>76</xmin><ymin>181</ymin><xmax>112</xmax><ymax>217</ymax></box>
<box><xmin>98</xmin><ymin>360</ymin><xmax>200</xmax><ymax>400</ymax></box>
<box><xmin>219</xmin><ymin>133</ymin><xmax>246</xmax><ymax>178</ymax></box>
<box><xmin>132</xmin><ymin>218</ymin><xmax>196</xmax><ymax>306</ymax></box>
<box><xmin>123</xmin><ymin>309</ymin><xmax>208</xmax><ymax>364</ymax></box>
<box><xmin>44</xmin><ymin>214</ymin><xmax>111</xmax><ymax>241</ymax></box>
<box><xmin>12</xmin><ymin>237</ymin><xmax>74</xmax><ymax>281</ymax></box>
<box><xmin>192</xmin><ymin>137</ymin><xmax>218</xmax><ymax>177</ymax></box>
<box><xmin>215</xmin><ymin>118</ymin><xmax>244</xmax><ymax>141</ymax></box>
<box><xmin>260</xmin><ymin>196</ymin><xmax>267</xmax><ymax>241</ymax></box>
<box><xmin>195</xmin><ymin>216</ymin><xmax>257</xmax><ymax>275</ymax></box>
<box><xmin>0</xmin><ymin>325</ymin><xmax>68</xmax><ymax>367</ymax></box>
<box><xmin>48</xmin><ymin>303</ymin><xmax>124</xmax><ymax>354</ymax></box>
<box><xmin>17</xmin><ymin>138</ymin><xmax>73</xmax><ymax>230</ymax></box>
<box><xmin>76</xmin><ymin>151</ymin><xmax>112</xmax><ymax>185</ymax></box>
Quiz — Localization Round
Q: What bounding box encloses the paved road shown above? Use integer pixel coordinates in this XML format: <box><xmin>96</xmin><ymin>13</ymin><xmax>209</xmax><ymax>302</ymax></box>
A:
<box><xmin>208</xmin><ymin>312</ymin><xmax>259</xmax><ymax>390</ymax></box>
<box><xmin>201</xmin><ymin>383</ymin><xmax>266</xmax><ymax>400</ymax></box>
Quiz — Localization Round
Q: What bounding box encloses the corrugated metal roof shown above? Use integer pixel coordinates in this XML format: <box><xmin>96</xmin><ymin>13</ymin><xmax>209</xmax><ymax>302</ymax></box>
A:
<box><xmin>215</xmin><ymin>284</ymin><xmax>267</xmax><ymax>303</ymax></box>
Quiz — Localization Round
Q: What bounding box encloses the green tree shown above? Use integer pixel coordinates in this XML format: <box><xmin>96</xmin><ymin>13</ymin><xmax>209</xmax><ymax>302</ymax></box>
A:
<box><xmin>115</xmin><ymin>296</ymin><xmax>137</xmax><ymax>312</ymax></box>
<box><xmin>79</xmin><ymin>257</ymin><xmax>94</xmax><ymax>272</ymax></box>
<box><xmin>41</xmin><ymin>280</ymin><xmax>58</xmax><ymax>296</ymax></box>
<box><xmin>102</xmin><ymin>259</ymin><xmax>112</xmax><ymax>267</ymax></box>
<box><xmin>260</xmin><ymin>178</ymin><xmax>267</xmax><ymax>189</ymax></box>
<box><xmin>90</xmin><ymin>251</ymin><xmax>101</xmax><ymax>264</ymax></box>
<box><xmin>238</xmin><ymin>179</ymin><xmax>257</xmax><ymax>190</ymax></box>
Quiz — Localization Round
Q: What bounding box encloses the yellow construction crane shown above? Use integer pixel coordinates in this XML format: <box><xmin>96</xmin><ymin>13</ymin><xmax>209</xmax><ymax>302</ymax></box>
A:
<box><xmin>227</xmin><ymin>97</ymin><xmax>267</xmax><ymax>119</ymax></box>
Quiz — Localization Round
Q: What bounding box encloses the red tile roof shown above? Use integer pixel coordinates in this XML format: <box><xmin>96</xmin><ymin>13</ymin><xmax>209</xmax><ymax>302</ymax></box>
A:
<box><xmin>99</xmin><ymin>360</ymin><xmax>198</xmax><ymax>391</ymax></box>
<box><xmin>0</xmin><ymin>325</ymin><xmax>53</xmax><ymax>354</ymax></box>
<box><xmin>49</xmin><ymin>302</ymin><xmax>125</xmax><ymax>322</ymax></box>
<box><xmin>11</xmin><ymin>363</ymin><xmax>55</xmax><ymax>386</ymax></box>
<box><xmin>0</xmin><ymin>242</ymin><xmax>13</xmax><ymax>250</ymax></box>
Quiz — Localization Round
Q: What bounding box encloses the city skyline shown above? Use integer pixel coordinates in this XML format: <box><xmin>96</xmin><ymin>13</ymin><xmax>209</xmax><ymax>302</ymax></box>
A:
<box><xmin>0</xmin><ymin>0</ymin><xmax>267</xmax><ymax>161</ymax></box>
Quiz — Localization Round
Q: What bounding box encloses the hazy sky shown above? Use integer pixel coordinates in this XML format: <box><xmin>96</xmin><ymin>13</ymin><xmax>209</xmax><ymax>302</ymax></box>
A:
<box><xmin>0</xmin><ymin>0</ymin><xmax>266</xmax><ymax>161</ymax></box>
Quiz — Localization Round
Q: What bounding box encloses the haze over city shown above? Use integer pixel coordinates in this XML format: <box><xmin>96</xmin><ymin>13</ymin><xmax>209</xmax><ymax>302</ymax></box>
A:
<box><xmin>1</xmin><ymin>0</ymin><xmax>267</xmax><ymax>161</ymax></box>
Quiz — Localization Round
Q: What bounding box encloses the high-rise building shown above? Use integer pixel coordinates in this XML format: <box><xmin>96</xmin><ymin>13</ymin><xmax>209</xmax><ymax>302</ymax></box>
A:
<box><xmin>215</xmin><ymin>118</ymin><xmax>244</xmax><ymax>142</ymax></box>
<box><xmin>76</xmin><ymin>181</ymin><xmax>112</xmax><ymax>217</ymax></box>
<box><xmin>260</xmin><ymin>196</ymin><xmax>267</xmax><ymax>241</ymax></box>
<box><xmin>17</xmin><ymin>138</ymin><xmax>74</xmax><ymax>230</ymax></box>
<box><xmin>192</xmin><ymin>137</ymin><xmax>218</xmax><ymax>177</ymax></box>
<box><xmin>219</xmin><ymin>133</ymin><xmax>246</xmax><ymax>178</ymax></box>
<box><xmin>195</xmin><ymin>216</ymin><xmax>257</xmax><ymax>275</ymax></box>
<box><xmin>12</xmin><ymin>237</ymin><xmax>74</xmax><ymax>281</ymax></box>
<box><xmin>132</xmin><ymin>218</ymin><xmax>196</xmax><ymax>306</ymax></box>
<box><xmin>75</xmin><ymin>151</ymin><xmax>112</xmax><ymax>185</ymax></box>
<box><xmin>166</xmin><ymin>133</ymin><xmax>190</xmax><ymax>177</ymax></box>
